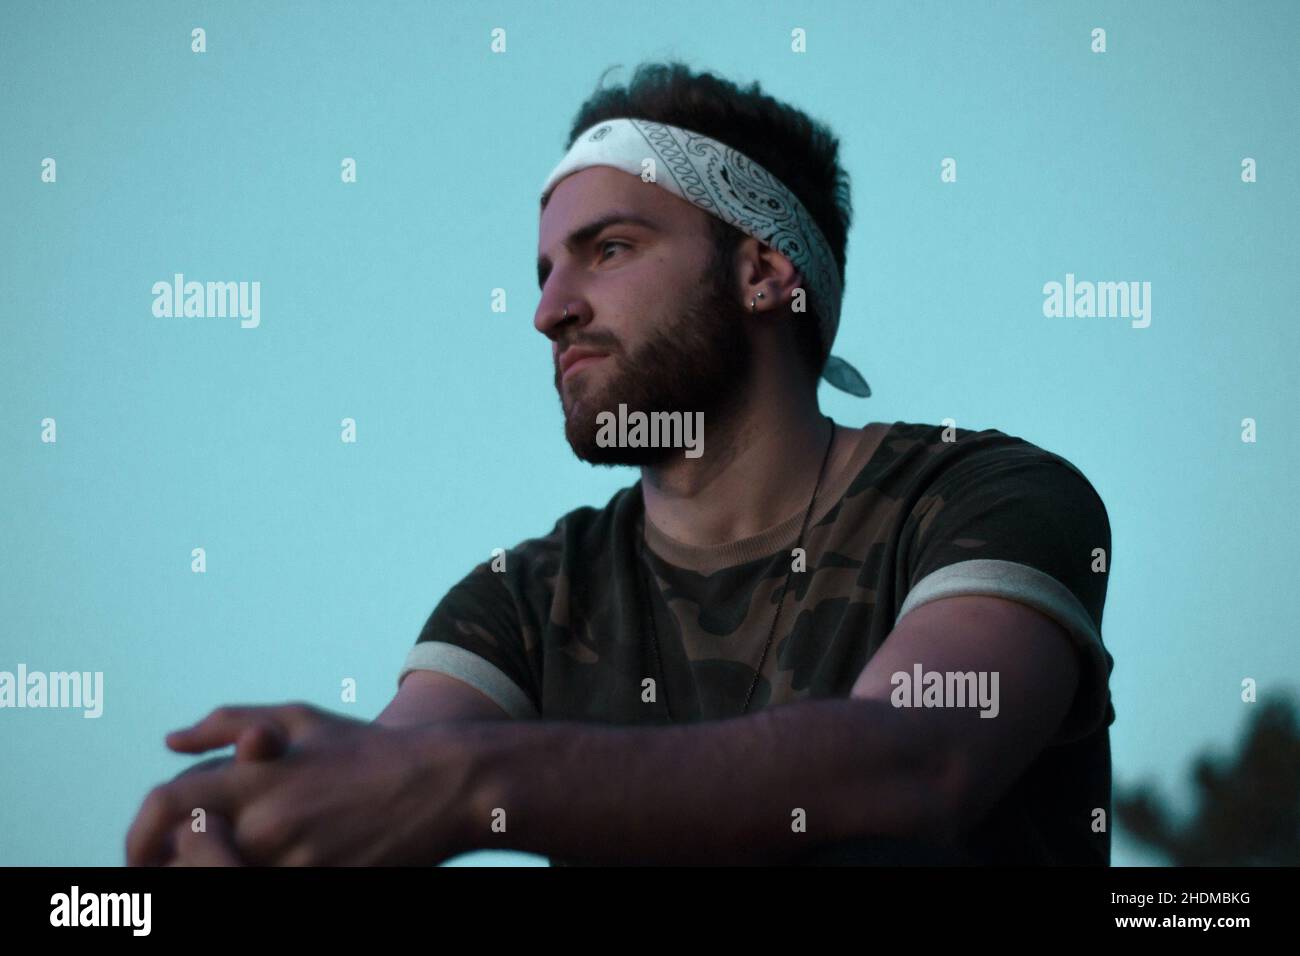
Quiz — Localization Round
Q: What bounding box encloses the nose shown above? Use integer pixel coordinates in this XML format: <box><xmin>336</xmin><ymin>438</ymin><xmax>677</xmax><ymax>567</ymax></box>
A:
<box><xmin>534</xmin><ymin>295</ymin><xmax>587</xmax><ymax>341</ymax></box>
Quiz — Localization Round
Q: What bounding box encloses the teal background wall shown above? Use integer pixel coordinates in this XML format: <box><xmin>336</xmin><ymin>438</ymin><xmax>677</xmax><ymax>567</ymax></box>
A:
<box><xmin>1</xmin><ymin>0</ymin><xmax>1296</xmax><ymax>866</ymax></box>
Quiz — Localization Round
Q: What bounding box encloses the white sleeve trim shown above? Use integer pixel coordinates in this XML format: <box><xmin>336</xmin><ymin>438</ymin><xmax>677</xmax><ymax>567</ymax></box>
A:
<box><xmin>398</xmin><ymin>641</ymin><xmax>539</xmax><ymax>719</ymax></box>
<box><xmin>896</xmin><ymin>558</ymin><xmax>1101</xmax><ymax>648</ymax></box>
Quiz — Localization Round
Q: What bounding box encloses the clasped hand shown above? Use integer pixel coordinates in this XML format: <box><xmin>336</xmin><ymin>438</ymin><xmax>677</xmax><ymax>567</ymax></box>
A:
<box><xmin>125</xmin><ymin>703</ymin><xmax>478</xmax><ymax>866</ymax></box>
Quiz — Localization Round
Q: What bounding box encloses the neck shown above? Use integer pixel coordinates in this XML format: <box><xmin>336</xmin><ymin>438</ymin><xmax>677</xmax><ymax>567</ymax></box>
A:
<box><xmin>639</xmin><ymin>381</ymin><xmax>839</xmax><ymax>548</ymax></box>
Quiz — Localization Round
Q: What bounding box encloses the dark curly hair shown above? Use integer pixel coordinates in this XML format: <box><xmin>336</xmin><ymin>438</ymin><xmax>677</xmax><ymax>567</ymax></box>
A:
<box><xmin>558</xmin><ymin>61</ymin><xmax>853</xmax><ymax>389</ymax></box>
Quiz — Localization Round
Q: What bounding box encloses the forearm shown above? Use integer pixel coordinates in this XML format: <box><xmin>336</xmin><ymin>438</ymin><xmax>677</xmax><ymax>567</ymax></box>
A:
<box><xmin>451</xmin><ymin>697</ymin><xmax>960</xmax><ymax>865</ymax></box>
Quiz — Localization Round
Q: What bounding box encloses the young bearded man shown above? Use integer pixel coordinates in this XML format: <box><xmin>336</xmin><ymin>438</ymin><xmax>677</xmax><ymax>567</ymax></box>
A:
<box><xmin>126</xmin><ymin>62</ymin><xmax>1115</xmax><ymax>867</ymax></box>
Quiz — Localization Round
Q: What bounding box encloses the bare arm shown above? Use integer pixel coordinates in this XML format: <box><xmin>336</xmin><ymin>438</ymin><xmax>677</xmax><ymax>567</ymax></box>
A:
<box><xmin>440</xmin><ymin>594</ymin><xmax>1081</xmax><ymax>864</ymax></box>
<box><xmin>174</xmin><ymin>670</ymin><xmax>509</xmax><ymax>779</ymax></box>
<box><xmin>374</xmin><ymin>670</ymin><xmax>511</xmax><ymax>727</ymax></box>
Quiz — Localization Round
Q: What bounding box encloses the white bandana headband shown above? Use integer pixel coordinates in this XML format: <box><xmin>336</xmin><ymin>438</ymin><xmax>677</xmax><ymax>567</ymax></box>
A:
<box><xmin>539</xmin><ymin>118</ymin><xmax>870</xmax><ymax>397</ymax></box>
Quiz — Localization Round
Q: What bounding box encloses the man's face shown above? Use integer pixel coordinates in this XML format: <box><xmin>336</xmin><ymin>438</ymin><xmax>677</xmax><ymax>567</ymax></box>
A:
<box><xmin>535</xmin><ymin>167</ymin><xmax>753</xmax><ymax>466</ymax></box>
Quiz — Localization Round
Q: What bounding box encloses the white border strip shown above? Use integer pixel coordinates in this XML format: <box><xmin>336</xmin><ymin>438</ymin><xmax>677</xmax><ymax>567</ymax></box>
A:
<box><xmin>896</xmin><ymin>558</ymin><xmax>1102</xmax><ymax>648</ymax></box>
<box><xmin>399</xmin><ymin>642</ymin><xmax>539</xmax><ymax>719</ymax></box>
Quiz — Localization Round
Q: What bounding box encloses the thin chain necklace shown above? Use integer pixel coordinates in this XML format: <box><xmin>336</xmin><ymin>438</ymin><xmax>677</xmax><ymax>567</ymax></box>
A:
<box><xmin>636</xmin><ymin>415</ymin><xmax>837</xmax><ymax>721</ymax></box>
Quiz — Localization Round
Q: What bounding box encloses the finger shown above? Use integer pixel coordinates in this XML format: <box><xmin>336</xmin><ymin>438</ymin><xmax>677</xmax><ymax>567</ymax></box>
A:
<box><xmin>126</xmin><ymin>772</ymin><xmax>238</xmax><ymax>867</ymax></box>
<box><xmin>233</xmin><ymin>722</ymin><xmax>289</xmax><ymax>762</ymax></box>
<box><xmin>166</xmin><ymin>706</ymin><xmax>289</xmax><ymax>755</ymax></box>
<box><xmin>167</xmin><ymin>816</ymin><xmax>244</xmax><ymax>867</ymax></box>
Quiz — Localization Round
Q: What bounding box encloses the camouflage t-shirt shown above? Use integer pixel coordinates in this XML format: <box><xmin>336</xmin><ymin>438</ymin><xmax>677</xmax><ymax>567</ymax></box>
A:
<box><xmin>398</xmin><ymin>420</ymin><xmax>1116</xmax><ymax>865</ymax></box>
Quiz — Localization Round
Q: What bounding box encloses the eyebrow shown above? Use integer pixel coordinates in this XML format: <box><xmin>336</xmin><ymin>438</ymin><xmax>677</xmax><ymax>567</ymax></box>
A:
<box><xmin>537</xmin><ymin>211</ymin><xmax>662</xmax><ymax>290</ymax></box>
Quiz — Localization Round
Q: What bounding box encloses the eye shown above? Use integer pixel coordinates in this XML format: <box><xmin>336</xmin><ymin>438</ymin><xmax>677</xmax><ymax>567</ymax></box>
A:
<box><xmin>599</xmin><ymin>239</ymin><xmax>629</xmax><ymax>260</ymax></box>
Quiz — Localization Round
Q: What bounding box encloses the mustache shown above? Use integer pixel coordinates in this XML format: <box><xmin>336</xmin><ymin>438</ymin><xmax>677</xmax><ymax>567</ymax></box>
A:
<box><xmin>556</xmin><ymin>335</ymin><xmax>621</xmax><ymax>357</ymax></box>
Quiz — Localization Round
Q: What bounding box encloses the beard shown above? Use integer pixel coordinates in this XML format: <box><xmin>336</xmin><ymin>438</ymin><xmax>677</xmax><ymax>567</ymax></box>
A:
<box><xmin>557</xmin><ymin>253</ymin><xmax>754</xmax><ymax>467</ymax></box>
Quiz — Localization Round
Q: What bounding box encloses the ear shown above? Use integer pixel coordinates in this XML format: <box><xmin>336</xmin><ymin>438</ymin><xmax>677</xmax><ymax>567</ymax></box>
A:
<box><xmin>735</xmin><ymin>236</ymin><xmax>803</xmax><ymax>313</ymax></box>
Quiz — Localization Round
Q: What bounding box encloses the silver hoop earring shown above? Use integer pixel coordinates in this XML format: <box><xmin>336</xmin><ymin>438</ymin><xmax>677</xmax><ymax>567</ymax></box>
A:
<box><xmin>749</xmin><ymin>291</ymin><xmax>766</xmax><ymax>312</ymax></box>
